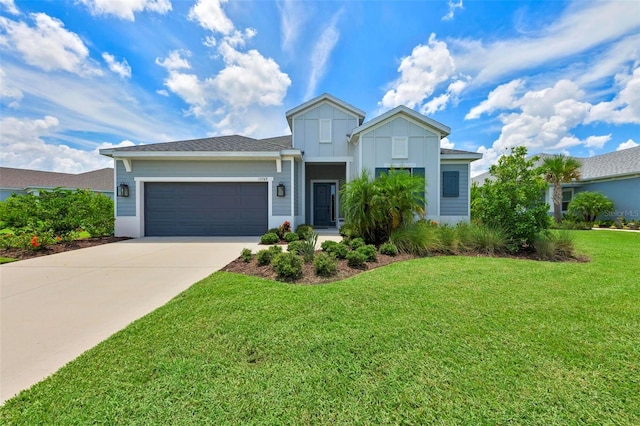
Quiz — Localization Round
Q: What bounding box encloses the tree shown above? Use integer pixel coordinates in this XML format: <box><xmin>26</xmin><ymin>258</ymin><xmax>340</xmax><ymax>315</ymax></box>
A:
<box><xmin>474</xmin><ymin>146</ymin><xmax>549</xmax><ymax>251</ymax></box>
<box><xmin>568</xmin><ymin>191</ymin><xmax>614</xmax><ymax>222</ymax></box>
<box><xmin>541</xmin><ymin>154</ymin><xmax>582</xmax><ymax>224</ymax></box>
<box><xmin>341</xmin><ymin>169</ymin><xmax>425</xmax><ymax>244</ymax></box>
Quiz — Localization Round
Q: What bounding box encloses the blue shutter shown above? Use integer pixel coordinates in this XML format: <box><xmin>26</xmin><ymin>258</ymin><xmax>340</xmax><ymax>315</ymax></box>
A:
<box><xmin>442</xmin><ymin>171</ymin><xmax>459</xmax><ymax>197</ymax></box>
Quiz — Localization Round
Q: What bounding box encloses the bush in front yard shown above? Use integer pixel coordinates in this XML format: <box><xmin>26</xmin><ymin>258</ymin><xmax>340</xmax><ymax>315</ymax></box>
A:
<box><xmin>287</xmin><ymin>240</ymin><xmax>304</xmax><ymax>255</ymax></box>
<box><xmin>240</xmin><ymin>248</ymin><xmax>252</xmax><ymax>262</ymax></box>
<box><xmin>260</xmin><ymin>232</ymin><xmax>280</xmax><ymax>245</ymax></box>
<box><xmin>256</xmin><ymin>245</ymin><xmax>282</xmax><ymax>266</ymax></box>
<box><xmin>283</xmin><ymin>232</ymin><xmax>299</xmax><ymax>242</ymax></box>
<box><xmin>314</xmin><ymin>253</ymin><xmax>338</xmax><ymax>277</ymax></box>
<box><xmin>295</xmin><ymin>224</ymin><xmax>314</xmax><ymax>240</ymax></box>
<box><xmin>271</xmin><ymin>252</ymin><xmax>303</xmax><ymax>281</ymax></box>
<box><xmin>346</xmin><ymin>250</ymin><xmax>367</xmax><ymax>269</ymax></box>
<box><xmin>379</xmin><ymin>242</ymin><xmax>398</xmax><ymax>256</ymax></box>
<box><xmin>348</xmin><ymin>237</ymin><xmax>365</xmax><ymax>250</ymax></box>
<box><xmin>357</xmin><ymin>244</ymin><xmax>377</xmax><ymax>262</ymax></box>
<box><xmin>326</xmin><ymin>242</ymin><xmax>349</xmax><ymax>259</ymax></box>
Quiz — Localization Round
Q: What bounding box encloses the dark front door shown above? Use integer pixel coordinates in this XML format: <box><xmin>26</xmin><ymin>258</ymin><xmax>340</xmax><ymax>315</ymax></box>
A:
<box><xmin>314</xmin><ymin>183</ymin><xmax>335</xmax><ymax>227</ymax></box>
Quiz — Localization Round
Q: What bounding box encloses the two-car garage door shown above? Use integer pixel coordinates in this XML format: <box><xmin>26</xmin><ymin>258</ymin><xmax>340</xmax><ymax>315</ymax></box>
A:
<box><xmin>144</xmin><ymin>182</ymin><xmax>268</xmax><ymax>236</ymax></box>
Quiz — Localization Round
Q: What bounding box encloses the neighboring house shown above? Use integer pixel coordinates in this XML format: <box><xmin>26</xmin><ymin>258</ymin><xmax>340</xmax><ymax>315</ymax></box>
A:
<box><xmin>0</xmin><ymin>167</ymin><xmax>114</xmax><ymax>201</ymax></box>
<box><xmin>100</xmin><ymin>93</ymin><xmax>482</xmax><ymax>237</ymax></box>
<box><xmin>472</xmin><ymin>146</ymin><xmax>640</xmax><ymax>221</ymax></box>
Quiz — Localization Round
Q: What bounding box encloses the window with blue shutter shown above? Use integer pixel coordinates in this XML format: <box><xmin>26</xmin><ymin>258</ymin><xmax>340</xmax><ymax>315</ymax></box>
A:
<box><xmin>442</xmin><ymin>171</ymin><xmax>459</xmax><ymax>197</ymax></box>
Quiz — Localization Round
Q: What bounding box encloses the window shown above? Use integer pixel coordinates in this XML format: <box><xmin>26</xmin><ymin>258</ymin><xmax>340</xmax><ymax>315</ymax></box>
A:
<box><xmin>562</xmin><ymin>189</ymin><xmax>573</xmax><ymax>211</ymax></box>
<box><xmin>392</xmin><ymin>136</ymin><xmax>408</xmax><ymax>159</ymax></box>
<box><xmin>319</xmin><ymin>119</ymin><xmax>331</xmax><ymax>143</ymax></box>
<box><xmin>442</xmin><ymin>171</ymin><xmax>459</xmax><ymax>197</ymax></box>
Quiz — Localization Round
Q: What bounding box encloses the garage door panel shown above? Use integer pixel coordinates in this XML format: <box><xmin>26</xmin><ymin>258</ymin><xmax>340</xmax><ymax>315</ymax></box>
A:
<box><xmin>145</xmin><ymin>182</ymin><xmax>268</xmax><ymax>236</ymax></box>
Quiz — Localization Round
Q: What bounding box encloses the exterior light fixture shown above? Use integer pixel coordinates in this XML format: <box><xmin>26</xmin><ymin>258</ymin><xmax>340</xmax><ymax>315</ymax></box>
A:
<box><xmin>117</xmin><ymin>183</ymin><xmax>130</xmax><ymax>197</ymax></box>
<box><xmin>276</xmin><ymin>183</ymin><xmax>285</xmax><ymax>197</ymax></box>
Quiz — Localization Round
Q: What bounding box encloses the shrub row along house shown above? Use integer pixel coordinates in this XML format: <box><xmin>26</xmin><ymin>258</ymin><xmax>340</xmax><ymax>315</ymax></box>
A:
<box><xmin>100</xmin><ymin>94</ymin><xmax>482</xmax><ymax>237</ymax></box>
<box><xmin>473</xmin><ymin>146</ymin><xmax>640</xmax><ymax>222</ymax></box>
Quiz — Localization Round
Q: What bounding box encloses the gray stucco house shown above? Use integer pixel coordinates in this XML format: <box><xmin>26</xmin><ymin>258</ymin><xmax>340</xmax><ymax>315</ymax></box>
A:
<box><xmin>100</xmin><ymin>94</ymin><xmax>482</xmax><ymax>237</ymax></box>
<box><xmin>473</xmin><ymin>146</ymin><xmax>640</xmax><ymax>222</ymax></box>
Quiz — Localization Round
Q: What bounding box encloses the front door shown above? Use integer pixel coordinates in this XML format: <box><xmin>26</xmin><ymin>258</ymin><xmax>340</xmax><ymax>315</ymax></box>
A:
<box><xmin>313</xmin><ymin>183</ymin><xmax>336</xmax><ymax>227</ymax></box>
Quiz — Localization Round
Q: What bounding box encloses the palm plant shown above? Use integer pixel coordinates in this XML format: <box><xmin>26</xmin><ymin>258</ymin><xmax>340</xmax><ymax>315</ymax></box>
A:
<box><xmin>375</xmin><ymin>169</ymin><xmax>425</xmax><ymax>233</ymax></box>
<box><xmin>340</xmin><ymin>171</ymin><xmax>383</xmax><ymax>243</ymax></box>
<box><xmin>541</xmin><ymin>155</ymin><xmax>581</xmax><ymax>224</ymax></box>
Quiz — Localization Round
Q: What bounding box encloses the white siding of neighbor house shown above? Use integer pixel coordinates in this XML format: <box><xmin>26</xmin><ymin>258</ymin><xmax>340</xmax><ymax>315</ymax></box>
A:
<box><xmin>440</xmin><ymin>163</ymin><xmax>469</xmax><ymax>216</ymax></box>
<box><xmin>115</xmin><ymin>159</ymin><xmax>291</xmax><ymax>217</ymax></box>
<box><xmin>360</xmin><ymin>116</ymin><xmax>441</xmax><ymax>218</ymax></box>
<box><xmin>292</xmin><ymin>101</ymin><xmax>360</xmax><ymax>157</ymax></box>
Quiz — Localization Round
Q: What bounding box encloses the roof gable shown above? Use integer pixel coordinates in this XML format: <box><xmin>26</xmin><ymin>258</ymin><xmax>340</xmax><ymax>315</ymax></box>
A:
<box><xmin>349</xmin><ymin>105</ymin><xmax>451</xmax><ymax>143</ymax></box>
<box><xmin>285</xmin><ymin>93</ymin><xmax>366</xmax><ymax>129</ymax></box>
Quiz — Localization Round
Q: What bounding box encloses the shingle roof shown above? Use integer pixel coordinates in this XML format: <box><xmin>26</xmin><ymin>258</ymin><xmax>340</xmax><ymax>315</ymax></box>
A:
<box><xmin>578</xmin><ymin>146</ymin><xmax>640</xmax><ymax>180</ymax></box>
<box><xmin>441</xmin><ymin>148</ymin><xmax>481</xmax><ymax>156</ymax></box>
<box><xmin>0</xmin><ymin>167</ymin><xmax>113</xmax><ymax>191</ymax></box>
<box><xmin>108</xmin><ymin>135</ymin><xmax>293</xmax><ymax>153</ymax></box>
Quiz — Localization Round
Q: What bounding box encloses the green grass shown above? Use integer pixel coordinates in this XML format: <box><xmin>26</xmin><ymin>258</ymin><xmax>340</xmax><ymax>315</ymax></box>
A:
<box><xmin>2</xmin><ymin>231</ymin><xmax>639</xmax><ymax>424</ymax></box>
<box><xmin>0</xmin><ymin>257</ymin><xmax>17</xmax><ymax>264</ymax></box>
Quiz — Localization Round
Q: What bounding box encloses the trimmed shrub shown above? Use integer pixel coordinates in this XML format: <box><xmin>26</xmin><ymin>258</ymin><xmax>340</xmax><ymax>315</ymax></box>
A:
<box><xmin>283</xmin><ymin>232</ymin><xmax>299</xmax><ymax>242</ymax></box>
<box><xmin>321</xmin><ymin>240</ymin><xmax>338</xmax><ymax>252</ymax></box>
<box><xmin>271</xmin><ymin>252</ymin><xmax>303</xmax><ymax>281</ymax></box>
<box><xmin>346</xmin><ymin>250</ymin><xmax>367</xmax><ymax>269</ymax></box>
<box><xmin>240</xmin><ymin>248</ymin><xmax>252</xmax><ymax>262</ymax></box>
<box><xmin>296</xmin><ymin>224</ymin><xmax>314</xmax><ymax>240</ymax></box>
<box><xmin>357</xmin><ymin>244</ymin><xmax>377</xmax><ymax>262</ymax></box>
<box><xmin>267</xmin><ymin>228</ymin><xmax>280</xmax><ymax>236</ymax></box>
<box><xmin>348</xmin><ymin>237</ymin><xmax>366</xmax><ymax>250</ymax></box>
<box><xmin>326</xmin><ymin>242</ymin><xmax>349</xmax><ymax>259</ymax></box>
<box><xmin>287</xmin><ymin>240</ymin><xmax>304</xmax><ymax>255</ymax></box>
<box><xmin>314</xmin><ymin>253</ymin><xmax>338</xmax><ymax>277</ymax></box>
<box><xmin>379</xmin><ymin>242</ymin><xmax>398</xmax><ymax>256</ymax></box>
<box><xmin>256</xmin><ymin>245</ymin><xmax>282</xmax><ymax>266</ymax></box>
<box><xmin>260</xmin><ymin>232</ymin><xmax>280</xmax><ymax>245</ymax></box>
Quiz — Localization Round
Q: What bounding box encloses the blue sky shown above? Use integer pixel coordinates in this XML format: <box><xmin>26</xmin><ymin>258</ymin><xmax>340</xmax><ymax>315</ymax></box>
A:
<box><xmin>1</xmin><ymin>0</ymin><xmax>638</xmax><ymax>176</ymax></box>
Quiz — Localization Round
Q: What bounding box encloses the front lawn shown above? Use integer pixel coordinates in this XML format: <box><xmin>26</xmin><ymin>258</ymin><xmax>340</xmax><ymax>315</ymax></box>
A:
<box><xmin>2</xmin><ymin>231</ymin><xmax>638</xmax><ymax>424</ymax></box>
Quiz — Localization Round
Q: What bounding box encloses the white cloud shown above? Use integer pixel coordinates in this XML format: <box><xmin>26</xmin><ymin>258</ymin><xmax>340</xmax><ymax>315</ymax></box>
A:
<box><xmin>466</xmin><ymin>79</ymin><xmax>523</xmax><ymax>119</ymax></box>
<box><xmin>0</xmin><ymin>67</ymin><xmax>23</xmax><ymax>106</ymax></box>
<box><xmin>421</xmin><ymin>78</ymin><xmax>468</xmax><ymax>115</ymax></box>
<box><xmin>155</xmin><ymin>50</ymin><xmax>192</xmax><ymax>70</ymax></box>
<box><xmin>156</xmin><ymin>89</ymin><xmax>169</xmax><ymax>96</ymax></box>
<box><xmin>442</xmin><ymin>0</ymin><xmax>463</xmax><ymax>21</ymax></box>
<box><xmin>102</xmin><ymin>52</ymin><xmax>131</xmax><ymax>78</ymax></box>
<box><xmin>79</xmin><ymin>0</ymin><xmax>171</xmax><ymax>21</ymax></box>
<box><xmin>453</xmin><ymin>0</ymin><xmax>640</xmax><ymax>84</ymax></box>
<box><xmin>617</xmin><ymin>139</ymin><xmax>639</xmax><ymax>151</ymax></box>
<box><xmin>440</xmin><ymin>137</ymin><xmax>455</xmax><ymax>149</ymax></box>
<box><xmin>211</xmin><ymin>40</ymin><xmax>291</xmax><ymax>108</ymax></box>
<box><xmin>587</xmin><ymin>66</ymin><xmax>640</xmax><ymax>125</ymax></box>
<box><xmin>279</xmin><ymin>0</ymin><xmax>307</xmax><ymax>53</ymax></box>
<box><xmin>304</xmin><ymin>10</ymin><xmax>342</xmax><ymax>100</ymax></box>
<box><xmin>189</xmin><ymin>0</ymin><xmax>234</xmax><ymax>35</ymax></box>
<box><xmin>164</xmin><ymin>72</ymin><xmax>207</xmax><ymax>111</ymax></box>
<box><xmin>0</xmin><ymin>13</ymin><xmax>100</xmax><ymax>76</ymax></box>
<box><xmin>380</xmin><ymin>34</ymin><xmax>455</xmax><ymax>110</ymax></box>
<box><xmin>0</xmin><ymin>115</ymin><xmax>115</xmax><ymax>173</ymax></box>
<box><xmin>0</xmin><ymin>0</ymin><xmax>18</xmax><ymax>15</ymax></box>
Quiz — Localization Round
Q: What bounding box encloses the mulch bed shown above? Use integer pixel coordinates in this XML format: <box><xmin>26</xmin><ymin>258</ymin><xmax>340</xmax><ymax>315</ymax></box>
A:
<box><xmin>222</xmin><ymin>252</ymin><xmax>417</xmax><ymax>285</ymax></box>
<box><xmin>0</xmin><ymin>237</ymin><xmax>131</xmax><ymax>261</ymax></box>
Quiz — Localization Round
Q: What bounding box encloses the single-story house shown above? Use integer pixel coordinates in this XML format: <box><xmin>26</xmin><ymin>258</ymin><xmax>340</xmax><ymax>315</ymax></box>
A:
<box><xmin>472</xmin><ymin>146</ymin><xmax>640</xmax><ymax>221</ymax></box>
<box><xmin>0</xmin><ymin>167</ymin><xmax>114</xmax><ymax>201</ymax></box>
<box><xmin>100</xmin><ymin>93</ymin><xmax>482</xmax><ymax>237</ymax></box>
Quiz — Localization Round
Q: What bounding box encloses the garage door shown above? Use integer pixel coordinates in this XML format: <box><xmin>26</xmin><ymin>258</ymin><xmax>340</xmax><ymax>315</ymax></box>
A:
<box><xmin>144</xmin><ymin>182</ymin><xmax>268</xmax><ymax>236</ymax></box>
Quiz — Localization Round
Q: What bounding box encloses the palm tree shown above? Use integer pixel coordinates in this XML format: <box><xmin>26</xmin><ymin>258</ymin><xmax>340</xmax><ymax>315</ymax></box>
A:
<box><xmin>541</xmin><ymin>155</ymin><xmax>582</xmax><ymax>224</ymax></box>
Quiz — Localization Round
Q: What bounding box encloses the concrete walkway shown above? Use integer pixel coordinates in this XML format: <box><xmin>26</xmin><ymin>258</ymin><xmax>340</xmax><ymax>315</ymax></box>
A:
<box><xmin>0</xmin><ymin>237</ymin><xmax>260</xmax><ymax>404</ymax></box>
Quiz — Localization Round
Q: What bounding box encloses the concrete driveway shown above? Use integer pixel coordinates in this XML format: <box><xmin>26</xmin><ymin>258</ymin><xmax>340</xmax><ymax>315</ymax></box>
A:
<box><xmin>0</xmin><ymin>237</ymin><xmax>260</xmax><ymax>404</ymax></box>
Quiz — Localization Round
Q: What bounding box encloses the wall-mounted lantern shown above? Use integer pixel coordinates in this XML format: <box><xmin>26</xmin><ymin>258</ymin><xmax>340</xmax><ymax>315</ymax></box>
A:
<box><xmin>117</xmin><ymin>183</ymin><xmax>130</xmax><ymax>197</ymax></box>
<box><xmin>276</xmin><ymin>183</ymin><xmax>285</xmax><ymax>197</ymax></box>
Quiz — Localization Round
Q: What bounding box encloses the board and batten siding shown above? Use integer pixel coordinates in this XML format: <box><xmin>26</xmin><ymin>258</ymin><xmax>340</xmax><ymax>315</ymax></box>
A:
<box><xmin>440</xmin><ymin>163</ymin><xmax>469</xmax><ymax>216</ymax></box>
<box><xmin>292</xmin><ymin>102</ymin><xmax>360</xmax><ymax>157</ymax></box>
<box><xmin>115</xmin><ymin>159</ymin><xmax>291</xmax><ymax>216</ymax></box>
<box><xmin>360</xmin><ymin>116</ymin><xmax>440</xmax><ymax>218</ymax></box>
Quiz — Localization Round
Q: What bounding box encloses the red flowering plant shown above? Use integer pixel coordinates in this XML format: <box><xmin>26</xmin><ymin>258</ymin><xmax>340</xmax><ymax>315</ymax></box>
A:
<box><xmin>30</xmin><ymin>236</ymin><xmax>41</xmax><ymax>249</ymax></box>
<box><xmin>278</xmin><ymin>221</ymin><xmax>291</xmax><ymax>239</ymax></box>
